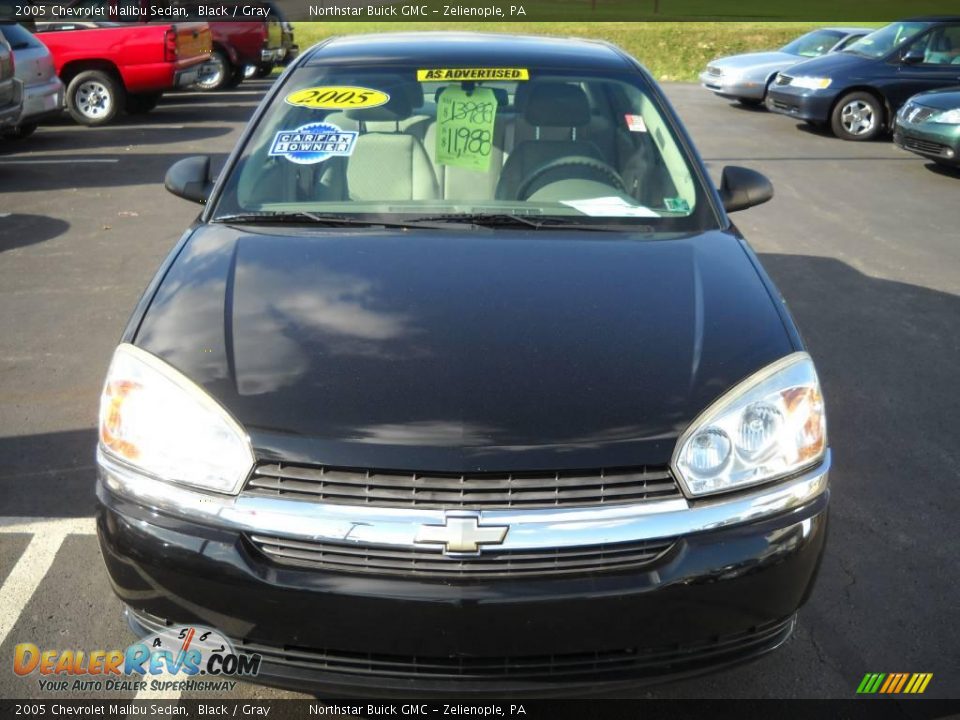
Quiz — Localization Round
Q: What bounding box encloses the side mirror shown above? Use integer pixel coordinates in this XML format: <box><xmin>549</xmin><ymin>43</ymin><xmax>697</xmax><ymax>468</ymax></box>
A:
<box><xmin>901</xmin><ymin>47</ymin><xmax>925</xmax><ymax>65</ymax></box>
<box><xmin>165</xmin><ymin>156</ymin><xmax>213</xmax><ymax>204</ymax></box>
<box><xmin>719</xmin><ymin>165</ymin><xmax>773</xmax><ymax>213</ymax></box>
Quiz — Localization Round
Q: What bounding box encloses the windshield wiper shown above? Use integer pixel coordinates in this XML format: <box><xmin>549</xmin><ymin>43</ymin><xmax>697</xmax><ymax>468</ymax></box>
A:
<box><xmin>213</xmin><ymin>211</ymin><xmax>446</xmax><ymax>230</ymax></box>
<box><xmin>414</xmin><ymin>213</ymin><xmax>648</xmax><ymax>232</ymax></box>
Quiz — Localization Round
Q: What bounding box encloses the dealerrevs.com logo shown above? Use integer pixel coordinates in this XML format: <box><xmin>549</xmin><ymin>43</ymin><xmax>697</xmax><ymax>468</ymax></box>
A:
<box><xmin>13</xmin><ymin>625</ymin><xmax>261</xmax><ymax>693</ymax></box>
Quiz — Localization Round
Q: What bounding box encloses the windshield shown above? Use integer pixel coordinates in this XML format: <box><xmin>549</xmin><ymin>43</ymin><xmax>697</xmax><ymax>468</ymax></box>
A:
<box><xmin>843</xmin><ymin>22</ymin><xmax>929</xmax><ymax>58</ymax></box>
<box><xmin>781</xmin><ymin>29</ymin><xmax>845</xmax><ymax>57</ymax></box>
<box><xmin>212</xmin><ymin>64</ymin><xmax>715</xmax><ymax>230</ymax></box>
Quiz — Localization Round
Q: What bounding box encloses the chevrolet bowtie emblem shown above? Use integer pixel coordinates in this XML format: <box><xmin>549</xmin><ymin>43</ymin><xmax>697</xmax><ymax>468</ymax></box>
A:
<box><xmin>415</xmin><ymin>514</ymin><xmax>508</xmax><ymax>555</ymax></box>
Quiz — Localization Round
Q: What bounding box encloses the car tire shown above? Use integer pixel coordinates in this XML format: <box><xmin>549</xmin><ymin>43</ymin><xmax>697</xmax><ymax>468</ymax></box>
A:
<box><xmin>195</xmin><ymin>50</ymin><xmax>233</xmax><ymax>92</ymax></box>
<box><xmin>831</xmin><ymin>91</ymin><xmax>884</xmax><ymax>141</ymax></box>
<box><xmin>2</xmin><ymin>123</ymin><xmax>38</xmax><ymax>139</ymax></box>
<box><xmin>125</xmin><ymin>92</ymin><xmax>162</xmax><ymax>115</ymax></box>
<box><xmin>736</xmin><ymin>97</ymin><xmax>763</xmax><ymax>107</ymax></box>
<box><xmin>66</xmin><ymin>70</ymin><xmax>124</xmax><ymax>126</ymax></box>
<box><xmin>224</xmin><ymin>65</ymin><xmax>245</xmax><ymax>89</ymax></box>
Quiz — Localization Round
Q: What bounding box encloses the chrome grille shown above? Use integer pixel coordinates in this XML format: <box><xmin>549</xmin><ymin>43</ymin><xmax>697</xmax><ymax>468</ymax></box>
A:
<box><xmin>249</xmin><ymin>534</ymin><xmax>676</xmax><ymax>578</ymax></box>
<box><xmin>901</xmin><ymin>135</ymin><xmax>950</xmax><ymax>156</ymax></box>
<box><xmin>245</xmin><ymin>462</ymin><xmax>682</xmax><ymax>509</ymax></box>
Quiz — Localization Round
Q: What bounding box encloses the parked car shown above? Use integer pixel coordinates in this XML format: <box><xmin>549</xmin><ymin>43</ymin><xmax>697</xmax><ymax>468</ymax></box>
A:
<box><xmin>161</xmin><ymin>2</ymin><xmax>282</xmax><ymax>90</ymax></box>
<box><xmin>96</xmin><ymin>33</ymin><xmax>831</xmax><ymax>695</ymax></box>
<box><xmin>34</xmin><ymin>20</ymin><xmax>210</xmax><ymax>126</ymax></box>
<box><xmin>0</xmin><ymin>31</ymin><xmax>23</xmax><ymax>132</ymax></box>
<box><xmin>0</xmin><ymin>22</ymin><xmax>63</xmax><ymax>139</ymax></box>
<box><xmin>894</xmin><ymin>86</ymin><xmax>960</xmax><ymax>166</ymax></box>
<box><xmin>766</xmin><ymin>16</ymin><xmax>960</xmax><ymax>141</ymax></box>
<box><xmin>700</xmin><ymin>26</ymin><xmax>871</xmax><ymax>106</ymax></box>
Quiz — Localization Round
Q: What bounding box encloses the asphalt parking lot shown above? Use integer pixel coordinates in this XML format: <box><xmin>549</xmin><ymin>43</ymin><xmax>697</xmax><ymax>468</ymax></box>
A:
<box><xmin>0</xmin><ymin>79</ymin><xmax>958</xmax><ymax>701</ymax></box>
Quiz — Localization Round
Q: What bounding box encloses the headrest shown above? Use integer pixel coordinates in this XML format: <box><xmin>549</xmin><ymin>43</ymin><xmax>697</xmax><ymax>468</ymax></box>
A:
<box><xmin>434</xmin><ymin>86</ymin><xmax>509</xmax><ymax>108</ymax></box>
<box><xmin>522</xmin><ymin>83</ymin><xmax>591</xmax><ymax>127</ymax></box>
<box><xmin>344</xmin><ymin>80</ymin><xmax>415</xmax><ymax>122</ymax></box>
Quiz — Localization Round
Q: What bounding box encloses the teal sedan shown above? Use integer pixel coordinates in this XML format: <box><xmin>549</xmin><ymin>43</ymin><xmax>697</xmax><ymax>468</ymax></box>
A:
<box><xmin>894</xmin><ymin>87</ymin><xmax>960</xmax><ymax>167</ymax></box>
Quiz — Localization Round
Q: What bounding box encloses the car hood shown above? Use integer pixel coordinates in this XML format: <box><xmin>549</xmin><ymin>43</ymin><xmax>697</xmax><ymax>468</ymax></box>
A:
<box><xmin>783</xmin><ymin>51</ymin><xmax>872</xmax><ymax>78</ymax></box>
<box><xmin>134</xmin><ymin>225</ymin><xmax>795</xmax><ymax>471</ymax></box>
<box><xmin>911</xmin><ymin>86</ymin><xmax>960</xmax><ymax>110</ymax></box>
<box><xmin>710</xmin><ymin>51</ymin><xmax>799</xmax><ymax>73</ymax></box>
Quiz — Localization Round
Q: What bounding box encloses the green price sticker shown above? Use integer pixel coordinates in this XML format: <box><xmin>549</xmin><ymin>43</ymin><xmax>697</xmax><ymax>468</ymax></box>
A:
<box><xmin>436</xmin><ymin>86</ymin><xmax>496</xmax><ymax>172</ymax></box>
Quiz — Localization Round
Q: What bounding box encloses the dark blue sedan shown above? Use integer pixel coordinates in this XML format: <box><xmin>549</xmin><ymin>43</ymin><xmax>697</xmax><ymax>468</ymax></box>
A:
<box><xmin>766</xmin><ymin>17</ymin><xmax>960</xmax><ymax>140</ymax></box>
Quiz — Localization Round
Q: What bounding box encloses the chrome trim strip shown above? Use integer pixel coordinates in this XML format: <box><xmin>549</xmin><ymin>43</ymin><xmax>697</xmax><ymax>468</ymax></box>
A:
<box><xmin>97</xmin><ymin>449</ymin><xmax>829</xmax><ymax>551</ymax></box>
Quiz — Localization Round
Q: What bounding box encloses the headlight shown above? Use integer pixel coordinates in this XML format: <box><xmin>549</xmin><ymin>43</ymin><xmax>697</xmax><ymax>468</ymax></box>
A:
<box><xmin>932</xmin><ymin>108</ymin><xmax>960</xmax><ymax>124</ymax></box>
<box><xmin>790</xmin><ymin>76</ymin><xmax>832</xmax><ymax>90</ymax></box>
<box><xmin>673</xmin><ymin>352</ymin><xmax>826</xmax><ymax>497</ymax></box>
<box><xmin>99</xmin><ymin>343</ymin><xmax>254</xmax><ymax>495</ymax></box>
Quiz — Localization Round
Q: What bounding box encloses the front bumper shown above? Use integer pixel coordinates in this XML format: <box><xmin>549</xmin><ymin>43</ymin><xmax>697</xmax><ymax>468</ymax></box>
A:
<box><xmin>96</xmin><ymin>453</ymin><xmax>830</xmax><ymax>695</ymax></box>
<box><xmin>19</xmin><ymin>77</ymin><xmax>64</xmax><ymax>125</ymax></box>
<box><xmin>765</xmin><ymin>85</ymin><xmax>836</xmax><ymax>123</ymax></box>
<box><xmin>699</xmin><ymin>72</ymin><xmax>767</xmax><ymax>100</ymax></box>
<box><xmin>893</xmin><ymin>119</ymin><xmax>960</xmax><ymax>165</ymax></box>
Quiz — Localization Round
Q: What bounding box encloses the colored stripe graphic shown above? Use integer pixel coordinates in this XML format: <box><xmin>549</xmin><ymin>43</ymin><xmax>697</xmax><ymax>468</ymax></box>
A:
<box><xmin>857</xmin><ymin>672</ymin><xmax>932</xmax><ymax>694</ymax></box>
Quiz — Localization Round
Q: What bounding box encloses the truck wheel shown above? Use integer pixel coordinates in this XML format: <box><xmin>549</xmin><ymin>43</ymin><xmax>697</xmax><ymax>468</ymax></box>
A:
<box><xmin>256</xmin><ymin>64</ymin><xmax>274</xmax><ymax>78</ymax></box>
<box><xmin>195</xmin><ymin>50</ymin><xmax>232</xmax><ymax>92</ymax></box>
<box><xmin>126</xmin><ymin>92</ymin><xmax>162</xmax><ymax>115</ymax></box>
<box><xmin>2</xmin><ymin>123</ymin><xmax>38</xmax><ymax>139</ymax></box>
<box><xmin>67</xmin><ymin>70</ymin><xmax>124</xmax><ymax>126</ymax></box>
<box><xmin>224</xmin><ymin>65</ymin><xmax>245</xmax><ymax>89</ymax></box>
<box><xmin>831</xmin><ymin>91</ymin><xmax>883</xmax><ymax>141</ymax></box>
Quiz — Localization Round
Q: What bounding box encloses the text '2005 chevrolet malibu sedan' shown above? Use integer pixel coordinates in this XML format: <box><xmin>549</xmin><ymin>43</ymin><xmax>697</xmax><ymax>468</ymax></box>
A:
<box><xmin>96</xmin><ymin>33</ymin><xmax>830</xmax><ymax>696</ymax></box>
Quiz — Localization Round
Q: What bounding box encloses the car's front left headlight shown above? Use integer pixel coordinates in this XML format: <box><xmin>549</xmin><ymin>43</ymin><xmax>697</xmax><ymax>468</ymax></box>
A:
<box><xmin>791</xmin><ymin>76</ymin><xmax>832</xmax><ymax>90</ymax></box>
<box><xmin>99</xmin><ymin>343</ymin><xmax>254</xmax><ymax>495</ymax></box>
<box><xmin>932</xmin><ymin>108</ymin><xmax>960</xmax><ymax>124</ymax></box>
<box><xmin>672</xmin><ymin>352</ymin><xmax>826</xmax><ymax>498</ymax></box>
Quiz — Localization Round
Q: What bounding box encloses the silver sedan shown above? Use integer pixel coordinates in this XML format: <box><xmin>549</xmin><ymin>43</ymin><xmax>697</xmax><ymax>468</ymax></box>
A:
<box><xmin>700</xmin><ymin>27</ymin><xmax>872</xmax><ymax>106</ymax></box>
<box><xmin>0</xmin><ymin>23</ymin><xmax>64</xmax><ymax>139</ymax></box>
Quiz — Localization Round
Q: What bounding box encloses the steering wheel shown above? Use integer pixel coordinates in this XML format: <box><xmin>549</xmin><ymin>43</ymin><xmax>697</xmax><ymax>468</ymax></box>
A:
<box><xmin>515</xmin><ymin>156</ymin><xmax>626</xmax><ymax>201</ymax></box>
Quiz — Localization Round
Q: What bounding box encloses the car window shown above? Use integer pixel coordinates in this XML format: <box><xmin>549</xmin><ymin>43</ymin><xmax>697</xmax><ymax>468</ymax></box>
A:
<box><xmin>781</xmin><ymin>30</ymin><xmax>845</xmax><ymax>58</ymax></box>
<box><xmin>832</xmin><ymin>33</ymin><xmax>866</xmax><ymax>52</ymax></box>
<box><xmin>918</xmin><ymin>25</ymin><xmax>960</xmax><ymax>65</ymax></box>
<box><xmin>843</xmin><ymin>22</ymin><xmax>929</xmax><ymax>58</ymax></box>
<box><xmin>0</xmin><ymin>23</ymin><xmax>42</xmax><ymax>50</ymax></box>
<box><xmin>213</xmin><ymin>66</ymin><xmax>715</xmax><ymax>231</ymax></box>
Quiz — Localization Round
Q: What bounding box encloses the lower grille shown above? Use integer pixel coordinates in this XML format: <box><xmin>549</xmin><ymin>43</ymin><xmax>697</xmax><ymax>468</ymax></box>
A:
<box><xmin>233</xmin><ymin>616</ymin><xmax>795</xmax><ymax>681</ymax></box>
<box><xmin>248</xmin><ymin>534</ymin><xmax>676</xmax><ymax>578</ymax></box>
<box><xmin>902</xmin><ymin>135</ymin><xmax>950</xmax><ymax>156</ymax></box>
<box><xmin>245</xmin><ymin>462</ymin><xmax>682</xmax><ymax>510</ymax></box>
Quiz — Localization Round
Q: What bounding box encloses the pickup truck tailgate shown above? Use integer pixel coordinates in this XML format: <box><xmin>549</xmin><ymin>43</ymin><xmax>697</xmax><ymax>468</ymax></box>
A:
<box><xmin>174</xmin><ymin>22</ymin><xmax>211</xmax><ymax>62</ymax></box>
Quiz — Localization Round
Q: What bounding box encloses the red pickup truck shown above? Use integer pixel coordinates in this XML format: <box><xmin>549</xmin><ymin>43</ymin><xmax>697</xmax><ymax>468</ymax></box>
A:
<box><xmin>34</xmin><ymin>21</ymin><xmax>210</xmax><ymax>125</ymax></box>
<box><xmin>194</xmin><ymin>20</ymin><xmax>282</xmax><ymax>91</ymax></box>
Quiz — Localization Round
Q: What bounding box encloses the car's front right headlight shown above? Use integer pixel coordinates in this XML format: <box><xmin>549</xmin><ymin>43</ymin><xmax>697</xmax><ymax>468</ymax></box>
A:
<box><xmin>932</xmin><ymin>108</ymin><xmax>960</xmax><ymax>124</ymax></box>
<box><xmin>790</xmin><ymin>76</ymin><xmax>833</xmax><ymax>90</ymax></box>
<box><xmin>672</xmin><ymin>352</ymin><xmax>827</xmax><ymax>498</ymax></box>
<box><xmin>98</xmin><ymin>343</ymin><xmax>254</xmax><ymax>495</ymax></box>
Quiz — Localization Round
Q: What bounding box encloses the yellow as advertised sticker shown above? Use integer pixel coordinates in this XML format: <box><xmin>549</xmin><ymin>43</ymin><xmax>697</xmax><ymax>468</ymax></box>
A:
<box><xmin>417</xmin><ymin>68</ymin><xmax>529</xmax><ymax>82</ymax></box>
<box><xmin>285</xmin><ymin>86</ymin><xmax>390</xmax><ymax>110</ymax></box>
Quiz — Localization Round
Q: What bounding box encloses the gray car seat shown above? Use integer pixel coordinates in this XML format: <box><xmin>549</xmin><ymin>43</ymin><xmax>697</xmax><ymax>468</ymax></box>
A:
<box><xmin>342</xmin><ymin>88</ymin><xmax>439</xmax><ymax>202</ymax></box>
<box><xmin>495</xmin><ymin>82</ymin><xmax>605</xmax><ymax>200</ymax></box>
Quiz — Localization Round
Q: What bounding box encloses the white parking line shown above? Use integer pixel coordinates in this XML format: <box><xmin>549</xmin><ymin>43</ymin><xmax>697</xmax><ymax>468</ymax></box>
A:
<box><xmin>0</xmin><ymin>517</ymin><xmax>94</xmax><ymax>648</ymax></box>
<box><xmin>0</xmin><ymin>517</ymin><xmax>182</xmax><ymax>705</ymax></box>
<box><xmin>0</xmin><ymin>159</ymin><xmax>119</xmax><ymax>165</ymax></box>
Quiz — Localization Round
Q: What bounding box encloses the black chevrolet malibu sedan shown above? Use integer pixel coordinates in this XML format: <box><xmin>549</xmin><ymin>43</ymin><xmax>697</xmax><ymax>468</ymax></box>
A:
<box><xmin>96</xmin><ymin>33</ymin><xmax>830</xmax><ymax>695</ymax></box>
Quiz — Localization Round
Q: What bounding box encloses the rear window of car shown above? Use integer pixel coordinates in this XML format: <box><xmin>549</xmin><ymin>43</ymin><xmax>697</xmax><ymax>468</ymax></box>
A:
<box><xmin>0</xmin><ymin>23</ymin><xmax>43</xmax><ymax>50</ymax></box>
<box><xmin>212</xmin><ymin>64</ymin><xmax>718</xmax><ymax>231</ymax></box>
